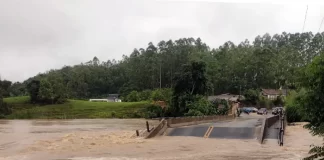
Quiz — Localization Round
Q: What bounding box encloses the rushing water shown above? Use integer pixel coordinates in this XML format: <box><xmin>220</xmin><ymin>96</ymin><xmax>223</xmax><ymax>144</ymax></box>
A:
<box><xmin>0</xmin><ymin>119</ymin><xmax>159</xmax><ymax>160</ymax></box>
<box><xmin>0</xmin><ymin>120</ymin><xmax>321</xmax><ymax>160</ymax></box>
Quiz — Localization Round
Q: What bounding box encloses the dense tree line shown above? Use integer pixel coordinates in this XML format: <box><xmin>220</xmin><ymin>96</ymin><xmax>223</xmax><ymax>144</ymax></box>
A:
<box><xmin>1</xmin><ymin>31</ymin><xmax>323</xmax><ymax>104</ymax></box>
<box><xmin>19</xmin><ymin>32</ymin><xmax>323</xmax><ymax>102</ymax></box>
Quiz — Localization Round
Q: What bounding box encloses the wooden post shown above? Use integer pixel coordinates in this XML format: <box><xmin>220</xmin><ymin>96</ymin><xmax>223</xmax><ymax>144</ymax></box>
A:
<box><xmin>136</xmin><ymin>130</ymin><xmax>139</xmax><ymax>136</ymax></box>
<box><xmin>146</xmin><ymin>121</ymin><xmax>150</xmax><ymax>132</ymax></box>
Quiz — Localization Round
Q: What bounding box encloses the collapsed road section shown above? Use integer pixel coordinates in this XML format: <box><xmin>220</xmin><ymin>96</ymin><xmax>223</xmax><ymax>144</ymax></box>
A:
<box><xmin>143</xmin><ymin>112</ymin><xmax>287</xmax><ymax>146</ymax></box>
<box><xmin>166</xmin><ymin>114</ymin><xmax>263</xmax><ymax>139</ymax></box>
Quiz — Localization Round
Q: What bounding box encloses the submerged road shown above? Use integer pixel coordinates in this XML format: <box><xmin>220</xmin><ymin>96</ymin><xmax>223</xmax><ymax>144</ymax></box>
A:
<box><xmin>167</xmin><ymin>113</ymin><xmax>269</xmax><ymax>139</ymax></box>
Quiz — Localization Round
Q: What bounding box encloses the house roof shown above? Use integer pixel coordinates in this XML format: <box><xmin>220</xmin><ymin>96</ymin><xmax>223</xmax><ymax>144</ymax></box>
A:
<box><xmin>261</xmin><ymin>89</ymin><xmax>289</xmax><ymax>95</ymax></box>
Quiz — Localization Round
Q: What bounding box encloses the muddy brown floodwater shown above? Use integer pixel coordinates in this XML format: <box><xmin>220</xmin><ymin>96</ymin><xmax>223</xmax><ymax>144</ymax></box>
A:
<box><xmin>0</xmin><ymin>120</ymin><xmax>322</xmax><ymax>160</ymax></box>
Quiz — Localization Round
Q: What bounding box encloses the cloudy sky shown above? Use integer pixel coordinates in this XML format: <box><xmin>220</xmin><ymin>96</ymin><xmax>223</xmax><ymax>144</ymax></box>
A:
<box><xmin>0</xmin><ymin>0</ymin><xmax>324</xmax><ymax>82</ymax></box>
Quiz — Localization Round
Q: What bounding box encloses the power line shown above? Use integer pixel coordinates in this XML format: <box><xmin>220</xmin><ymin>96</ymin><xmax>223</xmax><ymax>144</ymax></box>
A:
<box><xmin>302</xmin><ymin>5</ymin><xmax>308</xmax><ymax>33</ymax></box>
<box><xmin>318</xmin><ymin>17</ymin><xmax>324</xmax><ymax>33</ymax></box>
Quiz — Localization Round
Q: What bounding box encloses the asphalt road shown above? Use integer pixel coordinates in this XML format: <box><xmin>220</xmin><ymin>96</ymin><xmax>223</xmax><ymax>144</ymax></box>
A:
<box><xmin>167</xmin><ymin>113</ymin><xmax>265</xmax><ymax>139</ymax></box>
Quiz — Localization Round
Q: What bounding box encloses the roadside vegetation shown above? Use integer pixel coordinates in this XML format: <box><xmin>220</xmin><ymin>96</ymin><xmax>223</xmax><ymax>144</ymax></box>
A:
<box><xmin>4</xmin><ymin>96</ymin><xmax>154</xmax><ymax>119</ymax></box>
<box><xmin>279</xmin><ymin>53</ymin><xmax>324</xmax><ymax>160</ymax></box>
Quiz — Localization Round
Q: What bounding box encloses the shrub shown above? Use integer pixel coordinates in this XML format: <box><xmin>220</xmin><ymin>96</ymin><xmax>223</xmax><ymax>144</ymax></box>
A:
<box><xmin>258</xmin><ymin>97</ymin><xmax>273</xmax><ymax>109</ymax></box>
<box><xmin>284</xmin><ymin>89</ymin><xmax>306</xmax><ymax>123</ymax></box>
<box><xmin>126</xmin><ymin>91</ymin><xmax>140</xmax><ymax>102</ymax></box>
<box><xmin>185</xmin><ymin>95</ymin><xmax>211</xmax><ymax>116</ymax></box>
<box><xmin>150</xmin><ymin>89</ymin><xmax>164</xmax><ymax>101</ymax></box>
<box><xmin>150</xmin><ymin>88</ymin><xmax>172</xmax><ymax>102</ymax></box>
<box><xmin>143</xmin><ymin>104</ymin><xmax>164</xmax><ymax>119</ymax></box>
<box><xmin>0</xmin><ymin>97</ymin><xmax>12</xmax><ymax>117</ymax></box>
<box><xmin>185</xmin><ymin>109</ymin><xmax>204</xmax><ymax>116</ymax></box>
<box><xmin>273</xmin><ymin>96</ymin><xmax>284</xmax><ymax>106</ymax></box>
<box><xmin>111</xmin><ymin>111</ymin><xmax>116</xmax><ymax>118</ymax></box>
<box><xmin>138</xmin><ymin>90</ymin><xmax>152</xmax><ymax>101</ymax></box>
<box><xmin>211</xmin><ymin>99</ymin><xmax>229</xmax><ymax>115</ymax></box>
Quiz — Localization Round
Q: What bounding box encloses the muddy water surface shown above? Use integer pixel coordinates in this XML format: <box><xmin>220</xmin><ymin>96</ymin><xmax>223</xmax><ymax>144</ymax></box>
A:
<box><xmin>0</xmin><ymin>119</ymin><xmax>159</xmax><ymax>160</ymax></box>
<box><xmin>0</xmin><ymin>120</ymin><xmax>322</xmax><ymax>160</ymax></box>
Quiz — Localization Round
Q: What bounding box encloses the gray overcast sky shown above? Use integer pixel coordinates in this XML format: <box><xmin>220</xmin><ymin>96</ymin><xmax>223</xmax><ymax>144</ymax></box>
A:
<box><xmin>0</xmin><ymin>0</ymin><xmax>324</xmax><ymax>82</ymax></box>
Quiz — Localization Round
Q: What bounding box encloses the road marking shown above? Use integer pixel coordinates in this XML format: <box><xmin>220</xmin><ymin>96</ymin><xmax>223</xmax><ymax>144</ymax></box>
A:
<box><xmin>204</xmin><ymin>126</ymin><xmax>214</xmax><ymax>138</ymax></box>
<box><xmin>206</xmin><ymin>126</ymin><xmax>214</xmax><ymax>138</ymax></box>
<box><xmin>203</xmin><ymin>127</ymin><xmax>211</xmax><ymax>138</ymax></box>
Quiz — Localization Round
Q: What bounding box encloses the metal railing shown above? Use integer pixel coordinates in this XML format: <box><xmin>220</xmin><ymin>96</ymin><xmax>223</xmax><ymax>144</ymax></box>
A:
<box><xmin>278</xmin><ymin>109</ymin><xmax>285</xmax><ymax>146</ymax></box>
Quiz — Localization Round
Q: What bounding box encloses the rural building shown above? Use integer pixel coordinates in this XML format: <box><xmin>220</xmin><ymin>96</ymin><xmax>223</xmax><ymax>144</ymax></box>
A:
<box><xmin>261</xmin><ymin>89</ymin><xmax>289</xmax><ymax>100</ymax></box>
<box><xmin>107</xmin><ymin>94</ymin><xmax>121</xmax><ymax>102</ymax></box>
<box><xmin>89</xmin><ymin>94</ymin><xmax>122</xmax><ymax>102</ymax></box>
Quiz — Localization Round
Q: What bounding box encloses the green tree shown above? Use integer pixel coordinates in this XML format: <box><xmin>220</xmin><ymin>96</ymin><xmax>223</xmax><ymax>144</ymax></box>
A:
<box><xmin>38</xmin><ymin>79</ymin><xmax>54</xmax><ymax>101</ymax></box>
<box><xmin>172</xmin><ymin>61</ymin><xmax>208</xmax><ymax>116</ymax></box>
<box><xmin>9</xmin><ymin>82</ymin><xmax>26</xmax><ymax>96</ymax></box>
<box><xmin>285</xmin><ymin>89</ymin><xmax>306</xmax><ymax>123</ymax></box>
<box><xmin>11</xmin><ymin>32</ymin><xmax>324</xmax><ymax>107</ymax></box>
<box><xmin>27</xmin><ymin>80</ymin><xmax>40</xmax><ymax>103</ymax></box>
<box><xmin>0</xmin><ymin>79</ymin><xmax>12</xmax><ymax>97</ymax></box>
<box><xmin>299</xmin><ymin>53</ymin><xmax>324</xmax><ymax>160</ymax></box>
<box><xmin>243</xmin><ymin>89</ymin><xmax>260</xmax><ymax>105</ymax></box>
<box><xmin>0</xmin><ymin>89</ymin><xmax>11</xmax><ymax>117</ymax></box>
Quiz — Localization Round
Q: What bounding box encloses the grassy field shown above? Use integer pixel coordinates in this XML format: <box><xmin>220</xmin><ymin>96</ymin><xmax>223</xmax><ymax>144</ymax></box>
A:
<box><xmin>4</xmin><ymin>96</ymin><xmax>152</xmax><ymax>119</ymax></box>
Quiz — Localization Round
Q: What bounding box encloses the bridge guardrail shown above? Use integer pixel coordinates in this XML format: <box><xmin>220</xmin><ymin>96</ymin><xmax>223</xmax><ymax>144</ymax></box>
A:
<box><xmin>278</xmin><ymin>110</ymin><xmax>285</xmax><ymax>146</ymax></box>
<box><xmin>259</xmin><ymin>115</ymin><xmax>279</xmax><ymax>144</ymax></box>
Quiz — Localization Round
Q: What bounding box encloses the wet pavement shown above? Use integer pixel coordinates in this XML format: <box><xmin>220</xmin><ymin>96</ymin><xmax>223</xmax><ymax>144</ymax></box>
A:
<box><xmin>167</xmin><ymin>113</ymin><xmax>265</xmax><ymax>139</ymax></box>
<box><xmin>168</xmin><ymin>126</ymin><xmax>208</xmax><ymax>137</ymax></box>
<box><xmin>209</xmin><ymin>127</ymin><xmax>256</xmax><ymax>139</ymax></box>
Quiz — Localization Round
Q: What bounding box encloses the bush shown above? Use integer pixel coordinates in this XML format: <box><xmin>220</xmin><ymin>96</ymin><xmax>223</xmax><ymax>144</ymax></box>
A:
<box><xmin>126</xmin><ymin>91</ymin><xmax>140</xmax><ymax>102</ymax></box>
<box><xmin>142</xmin><ymin>104</ymin><xmax>164</xmax><ymax>118</ymax></box>
<box><xmin>273</xmin><ymin>96</ymin><xmax>284</xmax><ymax>106</ymax></box>
<box><xmin>211</xmin><ymin>99</ymin><xmax>229</xmax><ymax>115</ymax></box>
<box><xmin>0</xmin><ymin>97</ymin><xmax>12</xmax><ymax>117</ymax></box>
<box><xmin>111</xmin><ymin>111</ymin><xmax>116</xmax><ymax>118</ymax></box>
<box><xmin>185</xmin><ymin>95</ymin><xmax>210</xmax><ymax>116</ymax></box>
<box><xmin>185</xmin><ymin>109</ymin><xmax>204</xmax><ymax>116</ymax></box>
<box><xmin>138</xmin><ymin>90</ymin><xmax>152</xmax><ymax>101</ymax></box>
<box><xmin>150</xmin><ymin>89</ymin><xmax>164</xmax><ymax>101</ymax></box>
<box><xmin>285</xmin><ymin>105</ymin><xmax>303</xmax><ymax>123</ymax></box>
<box><xmin>258</xmin><ymin>97</ymin><xmax>273</xmax><ymax>109</ymax></box>
<box><xmin>284</xmin><ymin>89</ymin><xmax>306</xmax><ymax>123</ymax></box>
<box><xmin>150</xmin><ymin>88</ymin><xmax>172</xmax><ymax>103</ymax></box>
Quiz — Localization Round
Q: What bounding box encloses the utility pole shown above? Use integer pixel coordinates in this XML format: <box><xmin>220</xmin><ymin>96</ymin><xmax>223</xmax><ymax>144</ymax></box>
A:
<box><xmin>159</xmin><ymin>59</ymin><xmax>162</xmax><ymax>89</ymax></box>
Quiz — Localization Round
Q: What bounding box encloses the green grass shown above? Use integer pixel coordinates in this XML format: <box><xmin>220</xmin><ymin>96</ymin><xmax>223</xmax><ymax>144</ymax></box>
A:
<box><xmin>4</xmin><ymin>96</ymin><xmax>30</xmax><ymax>104</ymax></box>
<box><xmin>4</xmin><ymin>96</ymin><xmax>152</xmax><ymax>119</ymax></box>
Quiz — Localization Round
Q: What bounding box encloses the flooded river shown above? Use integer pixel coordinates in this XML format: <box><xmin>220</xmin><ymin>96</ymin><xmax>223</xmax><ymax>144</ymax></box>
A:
<box><xmin>0</xmin><ymin>120</ymin><xmax>322</xmax><ymax>160</ymax></box>
<box><xmin>0</xmin><ymin>119</ymin><xmax>159</xmax><ymax>160</ymax></box>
